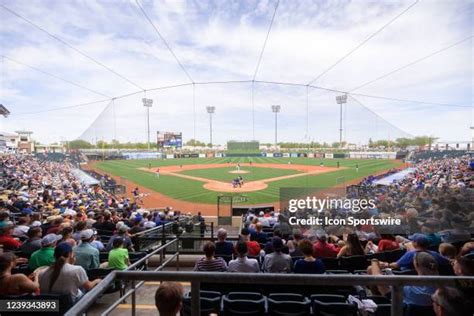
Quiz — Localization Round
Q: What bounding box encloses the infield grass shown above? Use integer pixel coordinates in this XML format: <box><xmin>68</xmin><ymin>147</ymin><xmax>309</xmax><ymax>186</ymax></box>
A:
<box><xmin>95</xmin><ymin>157</ymin><xmax>402</xmax><ymax>205</ymax></box>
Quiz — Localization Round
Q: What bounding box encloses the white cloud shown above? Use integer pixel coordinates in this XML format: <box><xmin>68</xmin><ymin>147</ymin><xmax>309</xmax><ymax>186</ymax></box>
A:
<box><xmin>0</xmin><ymin>0</ymin><xmax>472</xmax><ymax>144</ymax></box>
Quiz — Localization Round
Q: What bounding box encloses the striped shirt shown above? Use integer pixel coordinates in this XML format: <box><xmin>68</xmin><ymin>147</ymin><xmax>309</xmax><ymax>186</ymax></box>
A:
<box><xmin>194</xmin><ymin>257</ymin><xmax>227</xmax><ymax>272</ymax></box>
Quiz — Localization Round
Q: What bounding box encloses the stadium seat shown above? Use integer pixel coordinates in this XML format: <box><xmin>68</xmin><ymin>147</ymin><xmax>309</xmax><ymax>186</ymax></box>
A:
<box><xmin>393</xmin><ymin>269</ymin><xmax>417</xmax><ymax>275</ymax></box>
<box><xmin>340</xmin><ymin>255</ymin><xmax>369</xmax><ymax>272</ymax></box>
<box><xmin>366</xmin><ymin>252</ymin><xmax>386</xmax><ymax>262</ymax></box>
<box><xmin>404</xmin><ymin>304</ymin><xmax>436</xmax><ymax>316</ymax></box>
<box><xmin>223</xmin><ymin>292</ymin><xmax>265</xmax><ymax>316</ymax></box>
<box><xmin>267</xmin><ymin>293</ymin><xmax>311</xmax><ymax>316</ymax></box>
<box><xmin>311</xmin><ymin>294</ymin><xmax>358</xmax><ymax>316</ymax></box>
<box><xmin>182</xmin><ymin>290</ymin><xmax>221</xmax><ymax>316</ymax></box>
<box><xmin>321</xmin><ymin>257</ymin><xmax>340</xmax><ymax>270</ymax></box>
<box><xmin>438</xmin><ymin>264</ymin><xmax>455</xmax><ymax>276</ymax></box>
<box><xmin>364</xmin><ymin>295</ymin><xmax>391</xmax><ymax>316</ymax></box>
<box><xmin>385</xmin><ymin>249</ymin><xmax>406</xmax><ymax>262</ymax></box>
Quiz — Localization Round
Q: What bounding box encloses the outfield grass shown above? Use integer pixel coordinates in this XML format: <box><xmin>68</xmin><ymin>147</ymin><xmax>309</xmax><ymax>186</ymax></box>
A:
<box><xmin>95</xmin><ymin>158</ymin><xmax>402</xmax><ymax>204</ymax></box>
<box><xmin>178</xmin><ymin>166</ymin><xmax>301</xmax><ymax>182</ymax></box>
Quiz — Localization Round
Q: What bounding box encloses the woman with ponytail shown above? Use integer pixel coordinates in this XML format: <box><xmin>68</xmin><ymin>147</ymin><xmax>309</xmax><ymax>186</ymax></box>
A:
<box><xmin>38</xmin><ymin>242</ymin><xmax>101</xmax><ymax>302</ymax></box>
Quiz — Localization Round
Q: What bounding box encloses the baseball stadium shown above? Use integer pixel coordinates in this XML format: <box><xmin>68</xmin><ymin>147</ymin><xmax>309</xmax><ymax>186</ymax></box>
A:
<box><xmin>0</xmin><ymin>1</ymin><xmax>473</xmax><ymax>316</ymax></box>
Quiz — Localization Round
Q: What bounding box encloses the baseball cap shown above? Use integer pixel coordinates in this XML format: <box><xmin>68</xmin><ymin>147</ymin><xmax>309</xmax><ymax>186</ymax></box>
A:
<box><xmin>54</xmin><ymin>242</ymin><xmax>73</xmax><ymax>257</ymax></box>
<box><xmin>80</xmin><ymin>229</ymin><xmax>94</xmax><ymax>240</ymax></box>
<box><xmin>408</xmin><ymin>233</ymin><xmax>430</xmax><ymax>248</ymax></box>
<box><xmin>119</xmin><ymin>225</ymin><xmax>130</xmax><ymax>233</ymax></box>
<box><xmin>41</xmin><ymin>233</ymin><xmax>61</xmax><ymax>247</ymax></box>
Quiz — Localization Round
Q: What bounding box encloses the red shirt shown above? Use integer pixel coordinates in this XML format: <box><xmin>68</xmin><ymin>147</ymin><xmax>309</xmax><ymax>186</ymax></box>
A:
<box><xmin>247</xmin><ymin>241</ymin><xmax>261</xmax><ymax>256</ymax></box>
<box><xmin>0</xmin><ymin>234</ymin><xmax>22</xmax><ymax>250</ymax></box>
<box><xmin>313</xmin><ymin>241</ymin><xmax>338</xmax><ymax>258</ymax></box>
<box><xmin>377</xmin><ymin>239</ymin><xmax>399</xmax><ymax>252</ymax></box>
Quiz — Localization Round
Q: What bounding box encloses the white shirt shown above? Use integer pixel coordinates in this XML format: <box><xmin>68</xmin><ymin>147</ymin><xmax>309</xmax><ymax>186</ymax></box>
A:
<box><xmin>228</xmin><ymin>256</ymin><xmax>260</xmax><ymax>273</ymax></box>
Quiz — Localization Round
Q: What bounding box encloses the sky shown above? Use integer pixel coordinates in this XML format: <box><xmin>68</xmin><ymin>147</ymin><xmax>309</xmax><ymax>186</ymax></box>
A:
<box><xmin>0</xmin><ymin>0</ymin><xmax>472</xmax><ymax>145</ymax></box>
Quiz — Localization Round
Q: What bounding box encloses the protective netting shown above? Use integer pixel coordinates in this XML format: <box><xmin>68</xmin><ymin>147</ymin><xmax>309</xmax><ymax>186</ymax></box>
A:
<box><xmin>78</xmin><ymin>81</ymin><xmax>412</xmax><ymax>146</ymax></box>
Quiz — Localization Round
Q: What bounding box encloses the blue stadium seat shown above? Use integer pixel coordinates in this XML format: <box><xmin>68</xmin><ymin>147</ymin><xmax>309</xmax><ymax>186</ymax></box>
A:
<box><xmin>311</xmin><ymin>294</ymin><xmax>358</xmax><ymax>316</ymax></box>
<box><xmin>182</xmin><ymin>290</ymin><xmax>221</xmax><ymax>316</ymax></box>
<box><xmin>268</xmin><ymin>293</ymin><xmax>311</xmax><ymax>316</ymax></box>
<box><xmin>223</xmin><ymin>292</ymin><xmax>265</xmax><ymax>316</ymax></box>
<box><xmin>321</xmin><ymin>257</ymin><xmax>340</xmax><ymax>270</ymax></box>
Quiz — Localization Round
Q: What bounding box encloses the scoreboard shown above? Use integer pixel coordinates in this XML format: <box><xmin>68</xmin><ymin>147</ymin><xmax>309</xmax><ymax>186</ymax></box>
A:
<box><xmin>157</xmin><ymin>132</ymin><xmax>182</xmax><ymax>148</ymax></box>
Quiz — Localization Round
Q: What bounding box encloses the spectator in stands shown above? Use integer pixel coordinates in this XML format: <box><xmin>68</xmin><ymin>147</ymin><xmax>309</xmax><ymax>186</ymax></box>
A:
<box><xmin>228</xmin><ymin>241</ymin><xmax>259</xmax><ymax>273</ymax></box>
<box><xmin>39</xmin><ymin>242</ymin><xmax>101</xmax><ymax>302</ymax></box>
<box><xmin>215</xmin><ymin>228</ymin><xmax>234</xmax><ymax>257</ymax></box>
<box><xmin>0</xmin><ymin>223</ymin><xmax>21</xmax><ymax>250</ymax></box>
<box><xmin>58</xmin><ymin>226</ymin><xmax>76</xmax><ymax>247</ymax></box>
<box><xmin>194</xmin><ymin>241</ymin><xmax>227</xmax><ymax>272</ymax></box>
<box><xmin>452</xmin><ymin>256</ymin><xmax>474</xmax><ymax>276</ymax></box>
<box><xmin>287</xmin><ymin>229</ymin><xmax>304</xmax><ymax>257</ymax></box>
<box><xmin>438</xmin><ymin>243</ymin><xmax>457</xmax><ymax>260</ymax></box>
<box><xmin>432</xmin><ymin>287</ymin><xmax>474</xmax><ymax>316</ymax></box>
<box><xmin>29</xmin><ymin>234</ymin><xmax>61</xmax><ymax>270</ymax></box>
<box><xmin>108</xmin><ymin>237</ymin><xmax>130</xmax><ymax>270</ymax></box>
<box><xmin>273</xmin><ymin>214</ymin><xmax>292</xmax><ymax>238</ymax></box>
<box><xmin>72</xmin><ymin>221</ymin><xmax>87</xmax><ymax>243</ymax></box>
<box><xmin>90</xmin><ymin>232</ymin><xmax>105</xmax><ymax>251</ymax></box>
<box><xmin>12</xmin><ymin>217</ymin><xmax>30</xmax><ymax>238</ymax></box>
<box><xmin>129</xmin><ymin>217</ymin><xmax>144</xmax><ymax>235</ymax></box>
<box><xmin>0</xmin><ymin>252</ymin><xmax>39</xmax><ymax>296</ymax></box>
<box><xmin>46</xmin><ymin>217</ymin><xmax>63</xmax><ymax>235</ymax></box>
<box><xmin>369</xmin><ymin>251</ymin><xmax>438</xmax><ymax>306</ymax></box>
<box><xmin>313</xmin><ymin>230</ymin><xmax>339</xmax><ymax>258</ymax></box>
<box><xmin>106</xmin><ymin>225</ymin><xmax>133</xmax><ymax>251</ymax></box>
<box><xmin>337</xmin><ymin>232</ymin><xmax>365</xmax><ymax>257</ymax></box>
<box><xmin>74</xmin><ymin>229</ymin><xmax>100</xmax><ymax>270</ymax></box>
<box><xmin>263</xmin><ymin>237</ymin><xmax>292</xmax><ymax>273</ymax></box>
<box><xmin>251</xmin><ymin>222</ymin><xmax>268</xmax><ymax>245</ymax></box>
<box><xmin>376</xmin><ymin>234</ymin><xmax>399</xmax><ymax>252</ymax></box>
<box><xmin>239</xmin><ymin>228</ymin><xmax>261</xmax><ymax>256</ymax></box>
<box><xmin>294</xmin><ymin>240</ymin><xmax>325</xmax><ymax>274</ymax></box>
<box><xmin>380</xmin><ymin>234</ymin><xmax>450</xmax><ymax>270</ymax></box>
<box><xmin>98</xmin><ymin>212</ymin><xmax>116</xmax><ymax>236</ymax></box>
<box><xmin>421</xmin><ymin>220</ymin><xmax>442</xmax><ymax>248</ymax></box>
<box><xmin>143</xmin><ymin>214</ymin><xmax>156</xmax><ymax>229</ymax></box>
<box><xmin>155</xmin><ymin>282</ymin><xmax>184</xmax><ymax>316</ymax></box>
<box><xmin>20</xmin><ymin>227</ymin><xmax>42</xmax><ymax>257</ymax></box>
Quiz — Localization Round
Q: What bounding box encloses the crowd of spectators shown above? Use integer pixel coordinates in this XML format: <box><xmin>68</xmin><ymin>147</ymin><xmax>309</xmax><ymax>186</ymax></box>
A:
<box><xmin>0</xmin><ymin>153</ymin><xmax>188</xmax><ymax>304</ymax></box>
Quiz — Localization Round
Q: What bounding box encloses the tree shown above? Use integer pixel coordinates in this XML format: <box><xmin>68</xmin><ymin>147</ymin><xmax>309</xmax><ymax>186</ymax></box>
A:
<box><xmin>185</xmin><ymin>139</ymin><xmax>206</xmax><ymax>147</ymax></box>
<box><xmin>68</xmin><ymin>139</ymin><xmax>93</xmax><ymax>149</ymax></box>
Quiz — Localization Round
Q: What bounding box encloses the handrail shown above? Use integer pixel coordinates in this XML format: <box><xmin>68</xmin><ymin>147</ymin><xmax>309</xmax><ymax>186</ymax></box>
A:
<box><xmin>66</xmin><ymin>270</ymin><xmax>474</xmax><ymax>316</ymax></box>
<box><xmin>127</xmin><ymin>238</ymin><xmax>178</xmax><ymax>270</ymax></box>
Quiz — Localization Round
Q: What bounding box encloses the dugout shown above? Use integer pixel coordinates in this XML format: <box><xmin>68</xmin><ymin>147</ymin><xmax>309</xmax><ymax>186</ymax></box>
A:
<box><xmin>232</xmin><ymin>204</ymin><xmax>275</xmax><ymax>216</ymax></box>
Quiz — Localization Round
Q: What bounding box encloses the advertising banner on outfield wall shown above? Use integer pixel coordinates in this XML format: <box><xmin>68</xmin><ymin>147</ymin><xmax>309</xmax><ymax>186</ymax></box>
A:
<box><xmin>206</xmin><ymin>152</ymin><xmax>214</xmax><ymax>158</ymax></box>
<box><xmin>290</xmin><ymin>153</ymin><xmax>298</xmax><ymax>158</ymax></box>
<box><xmin>199</xmin><ymin>153</ymin><xmax>206</xmax><ymax>158</ymax></box>
<box><xmin>298</xmin><ymin>153</ymin><xmax>307</xmax><ymax>158</ymax></box>
<box><xmin>274</xmin><ymin>153</ymin><xmax>283</xmax><ymax>158</ymax></box>
<box><xmin>166</xmin><ymin>154</ymin><xmax>175</xmax><ymax>159</ymax></box>
<box><xmin>314</xmin><ymin>153</ymin><xmax>324</xmax><ymax>158</ymax></box>
<box><xmin>325</xmin><ymin>153</ymin><xmax>334</xmax><ymax>158</ymax></box>
<box><xmin>265</xmin><ymin>153</ymin><xmax>273</xmax><ymax>157</ymax></box>
<box><xmin>307</xmin><ymin>153</ymin><xmax>314</xmax><ymax>158</ymax></box>
<box><xmin>215</xmin><ymin>153</ymin><xmax>223</xmax><ymax>158</ymax></box>
<box><xmin>333</xmin><ymin>153</ymin><xmax>346</xmax><ymax>158</ymax></box>
<box><xmin>283</xmin><ymin>153</ymin><xmax>290</xmax><ymax>158</ymax></box>
<box><xmin>349</xmin><ymin>151</ymin><xmax>397</xmax><ymax>159</ymax></box>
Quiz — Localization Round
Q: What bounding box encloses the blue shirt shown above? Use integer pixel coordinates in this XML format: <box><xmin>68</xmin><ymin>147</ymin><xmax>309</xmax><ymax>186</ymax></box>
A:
<box><xmin>294</xmin><ymin>259</ymin><xmax>325</xmax><ymax>274</ymax></box>
<box><xmin>73</xmin><ymin>242</ymin><xmax>100</xmax><ymax>270</ymax></box>
<box><xmin>403</xmin><ymin>285</ymin><xmax>436</xmax><ymax>306</ymax></box>
<box><xmin>215</xmin><ymin>241</ymin><xmax>234</xmax><ymax>256</ymax></box>
<box><xmin>396</xmin><ymin>250</ymin><xmax>449</xmax><ymax>270</ymax></box>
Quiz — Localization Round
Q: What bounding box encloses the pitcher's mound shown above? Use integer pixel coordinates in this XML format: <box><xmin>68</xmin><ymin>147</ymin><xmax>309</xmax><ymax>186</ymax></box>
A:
<box><xmin>229</xmin><ymin>170</ymin><xmax>249</xmax><ymax>174</ymax></box>
<box><xmin>204</xmin><ymin>181</ymin><xmax>267</xmax><ymax>192</ymax></box>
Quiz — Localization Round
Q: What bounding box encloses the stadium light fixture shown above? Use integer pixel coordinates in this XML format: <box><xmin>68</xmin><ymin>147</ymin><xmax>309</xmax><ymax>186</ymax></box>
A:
<box><xmin>271</xmin><ymin>105</ymin><xmax>281</xmax><ymax>150</ymax></box>
<box><xmin>335</xmin><ymin>95</ymin><xmax>347</xmax><ymax>148</ymax></box>
<box><xmin>142</xmin><ymin>98</ymin><xmax>153</xmax><ymax>150</ymax></box>
<box><xmin>206</xmin><ymin>106</ymin><xmax>215</xmax><ymax>148</ymax></box>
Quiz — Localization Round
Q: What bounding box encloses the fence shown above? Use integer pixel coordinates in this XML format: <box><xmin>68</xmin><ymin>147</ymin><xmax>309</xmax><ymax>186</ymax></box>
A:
<box><xmin>66</xmin><ymin>270</ymin><xmax>474</xmax><ymax>316</ymax></box>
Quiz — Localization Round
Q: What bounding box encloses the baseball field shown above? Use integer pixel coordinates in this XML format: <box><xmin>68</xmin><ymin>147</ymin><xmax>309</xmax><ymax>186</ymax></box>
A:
<box><xmin>91</xmin><ymin>157</ymin><xmax>403</xmax><ymax>213</ymax></box>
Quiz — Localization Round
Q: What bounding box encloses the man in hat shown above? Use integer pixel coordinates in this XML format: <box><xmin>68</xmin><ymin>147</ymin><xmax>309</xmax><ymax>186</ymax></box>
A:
<box><xmin>379</xmin><ymin>233</ymin><xmax>450</xmax><ymax>270</ymax></box>
<box><xmin>313</xmin><ymin>230</ymin><xmax>339</xmax><ymax>258</ymax></box>
<box><xmin>29</xmin><ymin>233</ymin><xmax>61</xmax><ymax>270</ymax></box>
<box><xmin>106</xmin><ymin>225</ymin><xmax>133</xmax><ymax>252</ymax></box>
<box><xmin>73</xmin><ymin>229</ymin><xmax>100</xmax><ymax>270</ymax></box>
<box><xmin>0</xmin><ymin>222</ymin><xmax>21</xmax><ymax>250</ymax></box>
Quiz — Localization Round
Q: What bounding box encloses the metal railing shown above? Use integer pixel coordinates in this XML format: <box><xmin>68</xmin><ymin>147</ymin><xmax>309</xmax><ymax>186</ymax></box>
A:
<box><xmin>71</xmin><ymin>237</ymin><xmax>180</xmax><ymax>316</ymax></box>
<box><xmin>66</xmin><ymin>269</ymin><xmax>474</xmax><ymax>316</ymax></box>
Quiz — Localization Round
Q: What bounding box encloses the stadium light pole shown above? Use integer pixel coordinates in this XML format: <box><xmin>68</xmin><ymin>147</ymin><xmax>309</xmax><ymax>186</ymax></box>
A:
<box><xmin>206</xmin><ymin>106</ymin><xmax>215</xmax><ymax>148</ymax></box>
<box><xmin>335</xmin><ymin>95</ymin><xmax>347</xmax><ymax>149</ymax></box>
<box><xmin>142</xmin><ymin>98</ymin><xmax>153</xmax><ymax>150</ymax></box>
<box><xmin>271</xmin><ymin>105</ymin><xmax>281</xmax><ymax>150</ymax></box>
